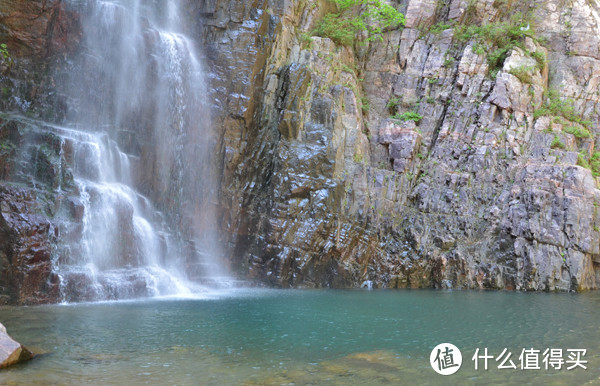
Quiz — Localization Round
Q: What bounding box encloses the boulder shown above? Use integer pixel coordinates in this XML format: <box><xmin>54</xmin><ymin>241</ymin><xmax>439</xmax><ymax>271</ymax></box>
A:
<box><xmin>0</xmin><ymin>322</ymin><xmax>33</xmax><ymax>369</ymax></box>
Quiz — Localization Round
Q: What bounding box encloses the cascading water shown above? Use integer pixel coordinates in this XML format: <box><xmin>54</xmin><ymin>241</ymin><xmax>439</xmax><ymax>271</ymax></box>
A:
<box><xmin>51</xmin><ymin>0</ymin><xmax>225</xmax><ymax>301</ymax></box>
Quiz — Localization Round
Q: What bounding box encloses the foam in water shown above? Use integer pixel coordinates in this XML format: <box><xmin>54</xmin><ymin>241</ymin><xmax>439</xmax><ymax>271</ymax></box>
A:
<box><xmin>54</xmin><ymin>0</ymin><xmax>225</xmax><ymax>301</ymax></box>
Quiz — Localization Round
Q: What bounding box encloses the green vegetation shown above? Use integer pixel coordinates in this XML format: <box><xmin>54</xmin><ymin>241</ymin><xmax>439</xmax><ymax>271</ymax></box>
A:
<box><xmin>550</xmin><ymin>134</ymin><xmax>565</xmax><ymax>150</ymax></box>
<box><xmin>419</xmin><ymin>4</ymin><xmax>546</xmax><ymax>79</ymax></box>
<box><xmin>360</xmin><ymin>96</ymin><xmax>370</xmax><ymax>113</ymax></box>
<box><xmin>534</xmin><ymin>88</ymin><xmax>592</xmax><ymax>129</ymax></box>
<box><xmin>443</xmin><ymin>56</ymin><xmax>455</xmax><ymax>68</ymax></box>
<box><xmin>508</xmin><ymin>65</ymin><xmax>534</xmax><ymax>84</ymax></box>
<box><xmin>341</xmin><ymin>63</ymin><xmax>356</xmax><ymax>75</ymax></box>
<box><xmin>530</xmin><ymin>50</ymin><xmax>546</xmax><ymax>71</ymax></box>
<box><xmin>299</xmin><ymin>32</ymin><xmax>313</xmax><ymax>48</ymax></box>
<box><xmin>427</xmin><ymin>21</ymin><xmax>453</xmax><ymax>36</ymax></box>
<box><xmin>0</xmin><ymin>44</ymin><xmax>9</xmax><ymax>61</ymax></box>
<box><xmin>0</xmin><ymin>43</ymin><xmax>12</xmax><ymax>71</ymax></box>
<box><xmin>578</xmin><ymin>152</ymin><xmax>591</xmax><ymax>169</ymax></box>
<box><xmin>392</xmin><ymin>111</ymin><xmax>423</xmax><ymax>123</ymax></box>
<box><xmin>472</xmin><ymin>43</ymin><xmax>486</xmax><ymax>55</ymax></box>
<box><xmin>386</xmin><ymin>96</ymin><xmax>402</xmax><ymax>110</ymax></box>
<box><xmin>578</xmin><ymin>152</ymin><xmax>600</xmax><ymax>177</ymax></box>
<box><xmin>313</xmin><ymin>13</ymin><xmax>357</xmax><ymax>46</ymax></box>
<box><xmin>591</xmin><ymin>153</ymin><xmax>600</xmax><ymax>177</ymax></box>
<box><xmin>0</xmin><ymin>140</ymin><xmax>15</xmax><ymax>153</ymax></box>
<box><xmin>564</xmin><ymin>125</ymin><xmax>591</xmax><ymax>139</ymax></box>
<box><xmin>453</xmin><ymin>12</ymin><xmax>537</xmax><ymax>73</ymax></box>
<box><xmin>313</xmin><ymin>0</ymin><xmax>405</xmax><ymax>46</ymax></box>
<box><xmin>386</xmin><ymin>95</ymin><xmax>421</xmax><ymax>121</ymax></box>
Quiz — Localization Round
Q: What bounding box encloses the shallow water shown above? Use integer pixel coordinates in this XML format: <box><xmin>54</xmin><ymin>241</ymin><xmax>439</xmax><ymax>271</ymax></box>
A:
<box><xmin>1</xmin><ymin>289</ymin><xmax>599</xmax><ymax>385</ymax></box>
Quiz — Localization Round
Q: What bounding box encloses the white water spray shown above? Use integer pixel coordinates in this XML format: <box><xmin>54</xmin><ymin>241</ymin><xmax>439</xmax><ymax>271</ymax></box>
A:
<box><xmin>53</xmin><ymin>0</ymin><xmax>228</xmax><ymax>301</ymax></box>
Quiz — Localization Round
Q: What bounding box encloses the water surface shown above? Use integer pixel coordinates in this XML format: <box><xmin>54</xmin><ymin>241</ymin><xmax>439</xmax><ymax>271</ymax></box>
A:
<box><xmin>1</xmin><ymin>289</ymin><xmax>599</xmax><ymax>385</ymax></box>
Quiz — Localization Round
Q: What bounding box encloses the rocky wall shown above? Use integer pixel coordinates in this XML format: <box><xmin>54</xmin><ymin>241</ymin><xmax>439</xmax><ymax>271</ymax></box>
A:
<box><xmin>200</xmin><ymin>0</ymin><xmax>600</xmax><ymax>291</ymax></box>
<box><xmin>0</xmin><ymin>0</ymin><xmax>80</xmax><ymax>304</ymax></box>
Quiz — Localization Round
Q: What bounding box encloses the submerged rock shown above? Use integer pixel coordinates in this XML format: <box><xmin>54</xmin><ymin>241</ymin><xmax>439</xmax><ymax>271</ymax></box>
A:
<box><xmin>0</xmin><ymin>322</ymin><xmax>33</xmax><ymax>369</ymax></box>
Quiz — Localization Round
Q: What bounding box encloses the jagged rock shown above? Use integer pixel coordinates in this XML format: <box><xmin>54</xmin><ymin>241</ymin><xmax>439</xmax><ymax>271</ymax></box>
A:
<box><xmin>377</xmin><ymin>121</ymin><xmax>422</xmax><ymax>173</ymax></box>
<box><xmin>0</xmin><ymin>322</ymin><xmax>33</xmax><ymax>368</ymax></box>
<box><xmin>403</xmin><ymin>0</ymin><xmax>437</xmax><ymax>29</ymax></box>
<box><xmin>211</xmin><ymin>0</ymin><xmax>600</xmax><ymax>292</ymax></box>
<box><xmin>378</xmin><ymin>120</ymin><xmax>417</xmax><ymax>144</ymax></box>
<box><xmin>488</xmin><ymin>48</ymin><xmax>544</xmax><ymax>113</ymax></box>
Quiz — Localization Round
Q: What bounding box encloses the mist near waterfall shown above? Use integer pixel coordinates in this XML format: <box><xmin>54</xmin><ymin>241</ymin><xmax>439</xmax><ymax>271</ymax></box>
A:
<box><xmin>55</xmin><ymin>0</ymin><xmax>225</xmax><ymax>301</ymax></box>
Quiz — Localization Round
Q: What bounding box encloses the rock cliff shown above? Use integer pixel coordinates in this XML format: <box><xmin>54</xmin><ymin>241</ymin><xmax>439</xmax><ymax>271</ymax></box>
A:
<box><xmin>0</xmin><ymin>0</ymin><xmax>80</xmax><ymax>304</ymax></box>
<box><xmin>201</xmin><ymin>0</ymin><xmax>600</xmax><ymax>291</ymax></box>
<box><xmin>1</xmin><ymin>0</ymin><xmax>600</xmax><ymax>303</ymax></box>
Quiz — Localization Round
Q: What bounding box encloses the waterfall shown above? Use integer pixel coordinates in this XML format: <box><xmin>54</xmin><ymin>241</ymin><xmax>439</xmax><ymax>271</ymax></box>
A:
<box><xmin>53</xmin><ymin>0</ymin><xmax>225</xmax><ymax>301</ymax></box>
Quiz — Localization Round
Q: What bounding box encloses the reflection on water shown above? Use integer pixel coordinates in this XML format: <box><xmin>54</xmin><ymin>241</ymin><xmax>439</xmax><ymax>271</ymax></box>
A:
<box><xmin>1</xmin><ymin>289</ymin><xmax>599</xmax><ymax>385</ymax></box>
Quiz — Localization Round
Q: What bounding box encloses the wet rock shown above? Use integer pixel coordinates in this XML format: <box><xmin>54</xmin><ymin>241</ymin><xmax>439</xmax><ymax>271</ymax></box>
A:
<box><xmin>66</xmin><ymin>196</ymin><xmax>85</xmax><ymax>222</ymax></box>
<box><xmin>116</xmin><ymin>130</ymin><xmax>141</xmax><ymax>156</ymax></box>
<box><xmin>0</xmin><ymin>322</ymin><xmax>34</xmax><ymax>368</ymax></box>
<box><xmin>0</xmin><ymin>1</ymin><xmax>81</xmax><ymax>120</ymax></box>
<box><xmin>0</xmin><ymin>186</ymin><xmax>60</xmax><ymax>305</ymax></box>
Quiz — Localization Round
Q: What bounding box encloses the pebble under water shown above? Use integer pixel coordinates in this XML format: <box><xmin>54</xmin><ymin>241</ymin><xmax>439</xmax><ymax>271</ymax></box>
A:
<box><xmin>1</xmin><ymin>289</ymin><xmax>600</xmax><ymax>385</ymax></box>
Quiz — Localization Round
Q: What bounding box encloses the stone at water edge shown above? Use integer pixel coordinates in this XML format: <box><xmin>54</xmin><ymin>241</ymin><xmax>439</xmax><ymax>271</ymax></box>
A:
<box><xmin>0</xmin><ymin>322</ymin><xmax>34</xmax><ymax>368</ymax></box>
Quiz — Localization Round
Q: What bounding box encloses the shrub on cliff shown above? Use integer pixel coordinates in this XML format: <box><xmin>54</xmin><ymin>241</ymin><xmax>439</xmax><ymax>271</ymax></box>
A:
<box><xmin>313</xmin><ymin>0</ymin><xmax>405</xmax><ymax>46</ymax></box>
<box><xmin>534</xmin><ymin>88</ymin><xmax>593</xmax><ymax>129</ymax></box>
<box><xmin>454</xmin><ymin>12</ymin><xmax>538</xmax><ymax>74</ymax></box>
<box><xmin>0</xmin><ymin>43</ymin><xmax>12</xmax><ymax>73</ymax></box>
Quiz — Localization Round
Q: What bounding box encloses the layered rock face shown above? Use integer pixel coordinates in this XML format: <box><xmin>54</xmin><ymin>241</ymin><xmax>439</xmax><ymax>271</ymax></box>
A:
<box><xmin>201</xmin><ymin>0</ymin><xmax>600</xmax><ymax>291</ymax></box>
<box><xmin>0</xmin><ymin>0</ymin><xmax>80</xmax><ymax>304</ymax></box>
<box><xmin>1</xmin><ymin>0</ymin><xmax>600</xmax><ymax>303</ymax></box>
